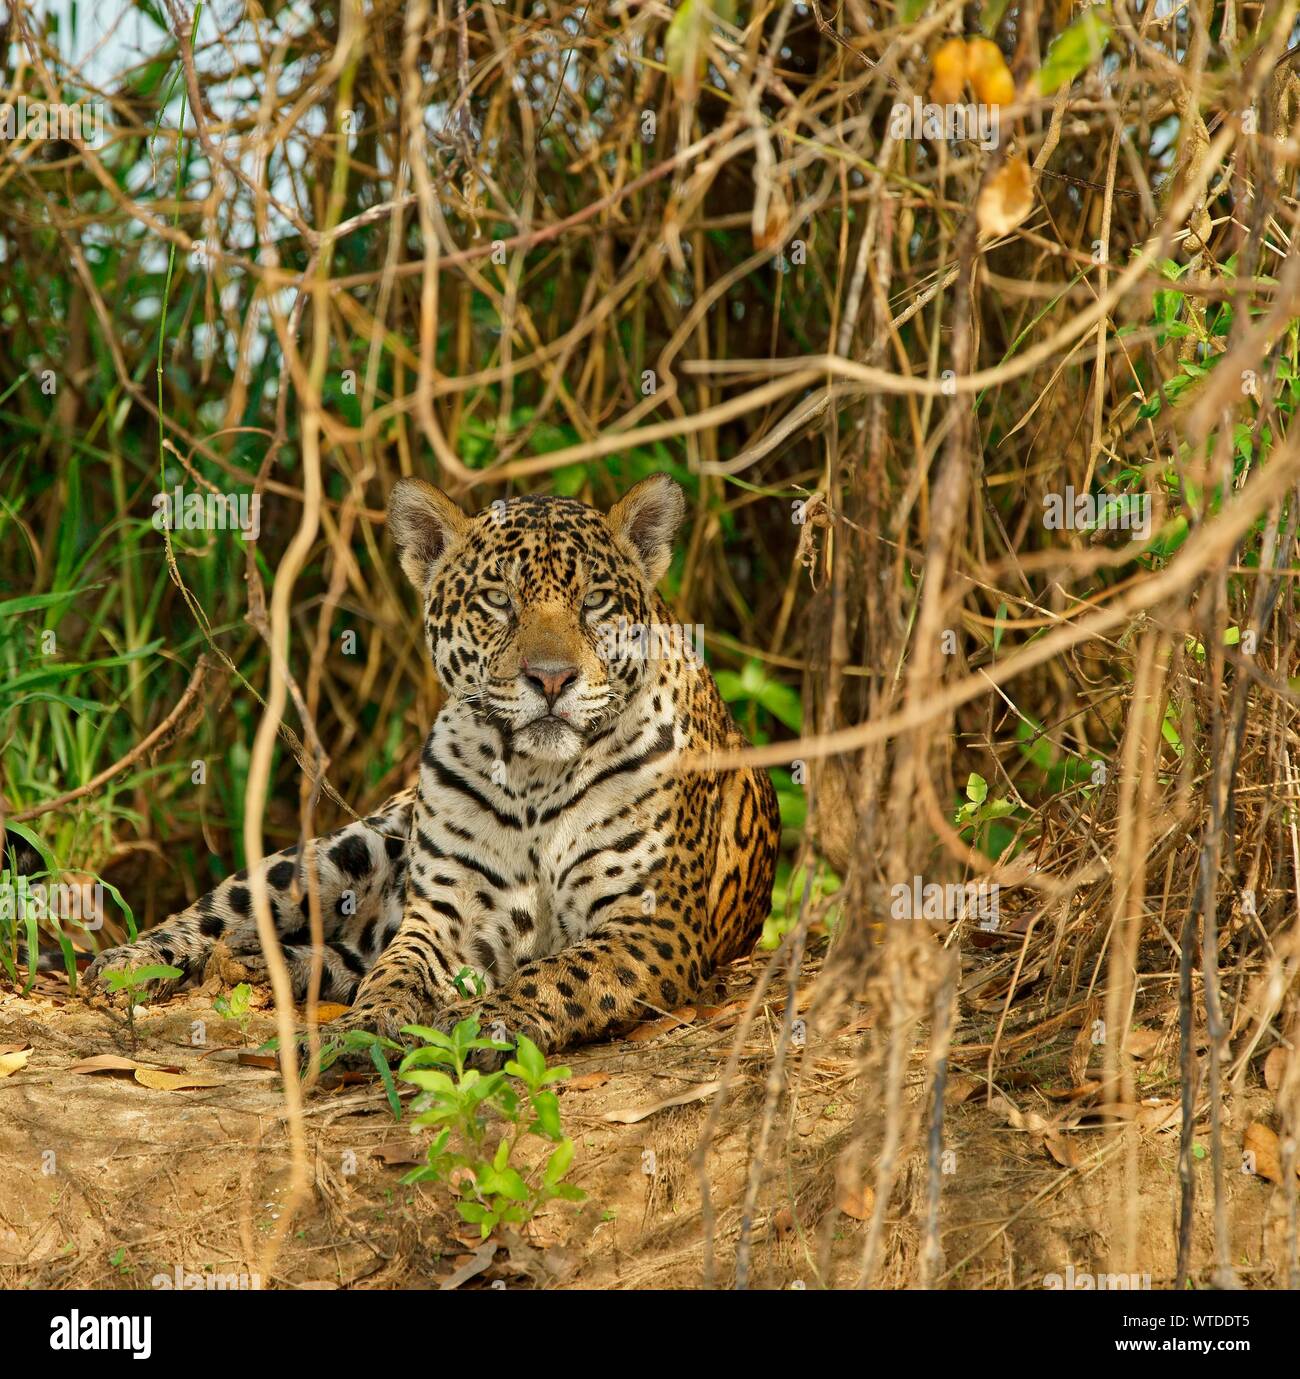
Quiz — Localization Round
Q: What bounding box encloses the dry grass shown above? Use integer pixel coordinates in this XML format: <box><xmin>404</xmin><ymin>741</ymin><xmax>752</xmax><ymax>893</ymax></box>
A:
<box><xmin>1</xmin><ymin>0</ymin><xmax>1299</xmax><ymax>1287</ymax></box>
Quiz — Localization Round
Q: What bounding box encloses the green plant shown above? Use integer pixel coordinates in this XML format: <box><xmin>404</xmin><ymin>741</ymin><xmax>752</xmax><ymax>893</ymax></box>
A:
<box><xmin>99</xmin><ymin>963</ymin><xmax>182</xmax><ymax>1049</ymax></box>
<box><xmin>398</xmin><ymin>1018</ymin><xmax>585</xmax><ymax>1240</ymax></box>
<box><xmin>212</xmin><ymin>982</ymin><xmax>254</xmax><ymax>1044</ymax></box>
<box><xmin>954</xmin><ymin>772</ymin><xmax>1022</xmax><ymax>859</ymax></box>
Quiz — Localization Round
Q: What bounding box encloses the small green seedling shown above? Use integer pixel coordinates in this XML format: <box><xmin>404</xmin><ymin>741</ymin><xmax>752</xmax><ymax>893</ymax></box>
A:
<box><xmin>398</xmin><ymin>1018</ymin><xmax>585</xmax><ymax>1240</ymax></box>
<box><xmin>213</xmin><ymin>982</ymin><xmax>254</xmax><ymax>1044</ymax></box>
<box><xmin>100</xmin><ymin>964</ymin><xmax>182</xmax><ymax>1049</ymax></box>
<box><xmin>452</xmin><ymin>966</ymin><xmax>486</xmax><ymax>998</ymax></box>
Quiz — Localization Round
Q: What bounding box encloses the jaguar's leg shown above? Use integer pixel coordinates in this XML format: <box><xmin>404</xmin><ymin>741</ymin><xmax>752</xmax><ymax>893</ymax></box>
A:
<box><xmin>434</xmin><ymin>896</ymin><xmax>714</xmax><ymax>1070</ymax></box>
<box><xmin>85</xmin><ymin>788</ymin><xmax>415</xmax><ymax>1001</ymax></box>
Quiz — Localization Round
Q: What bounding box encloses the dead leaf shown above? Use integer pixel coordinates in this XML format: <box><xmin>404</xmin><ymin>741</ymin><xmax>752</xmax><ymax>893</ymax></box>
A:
<box><xmin>602</xmin><ymin>1079</ymin><xmax>721</xmax><ymax>1124</ymax></box>
<box><xmin>133</xmin><ymin>1069</ymin><xmax>223</xmax><ymax>1092</ymax></box>
<box><xmin>1263</xmin><ymin>1047</ymin><xmax>1288</xmax><ymax>1093</ymax></box>
<box><xmin>1043</xmin><ymin>1129</ymin><xmax>1084</xmax><ymax>1168</ymax></box>
<box><xmin>564</xmin><ymin>1071</ymin><xmax>610</xmax><ymax>1092</ymax></box>
<box><xmin>945</xmin><ymin>1072</ymin><xmax>984</xmax><ymax>1106</ymax></box>
<box><xmin>236</xmin><ymin>1051</ymin><xmax>279</xmax><ymax>1069</ymax></box>
<box><xmin>0</xmin><ymin>1048</ymin><xmax>31</xmax><ymax>1078</ymax></box>
<box><xmin>836</xmin><ymin>1179</ymin><xmax>876</xmax><ymax>1221</ymax></box>
<box><xmin>1124</xmin><ymin>1027</ymin><xmax>1161</xmax><ymax>1059</ymax></box>
<box><xmin>929</xmin><ymin>36</ymin><xmax>968</xmax><ymax>104</ymax></box>
<box><xmin>439</xmin><ymin>1240</ymin><xmax>497</xmax><ymax>1291</ymax></box>
<box><xmin>69</xmin><ymin>1054</ymin><xmax>164</xmax><ymax>1077</ymax></box>
<box><xmin>315</xmin><ymin>1003</ymin><xmax>351</xmax><ymax>1022</ymax></box>
<box><xmin>1242</xmin><ymin>1122</ymin><xmax>1299</xmax><ymax>1185</ymax></box>
<box><xmin>1136</xmin><ymin>1100</ymin><xmax>1180</xmax><ymax>1133</ymax></box>
<box><xmin>977</xmin><ymin>157</ymin><xmax>1034</xmax><ymax>238</ymax></box>
<box><xmin>626</xmin><ymin>1007</ymin><xmax>696</xmax><ymax>1043</ymax></box>
<box><xmin>373</xmin><ymin>1141</ymin><xmax>426</xmax><ymax>1167</ymax></box>
<box><xmin>1042</xmin><ymin>1080</ymin><xmax>1102</xmax><ymax>1102</ymax></box>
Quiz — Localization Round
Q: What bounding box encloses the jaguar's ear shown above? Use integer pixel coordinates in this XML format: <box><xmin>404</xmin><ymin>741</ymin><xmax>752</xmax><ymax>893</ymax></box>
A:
<box><xmin>607</xmin><ymin>473</ymin><xmax>686</xmax><ymax>585</ymax></box>
<box><xmin>388</xmin><ymin>478</ymin><xmax>469</xmax><ymax>589</ymax></box>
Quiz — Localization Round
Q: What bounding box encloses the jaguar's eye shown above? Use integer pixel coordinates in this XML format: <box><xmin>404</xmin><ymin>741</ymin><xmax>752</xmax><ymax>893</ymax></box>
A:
<box><xmin>483</xmin><ymin>589</ymin><xmax>511</xmax><ymax>609</ymax></box>
<box><xmin>583</xmin><ymin>589</ymin><xmax>608</xmax><ymax>610</ymax></box>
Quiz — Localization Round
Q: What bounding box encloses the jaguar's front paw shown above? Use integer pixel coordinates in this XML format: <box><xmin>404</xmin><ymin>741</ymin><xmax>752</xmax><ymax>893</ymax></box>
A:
<box><xmin>312</xmin><ymin>1002</ymin><xmax>418</xmax><ymax>1072</ymax></box>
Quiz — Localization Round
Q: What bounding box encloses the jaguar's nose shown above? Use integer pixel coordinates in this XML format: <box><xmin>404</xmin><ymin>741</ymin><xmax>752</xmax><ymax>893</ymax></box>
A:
<box><xmin>522</xmin><ymin>659</ymin><xmax>579</xmax><ymax>708</ymax></box>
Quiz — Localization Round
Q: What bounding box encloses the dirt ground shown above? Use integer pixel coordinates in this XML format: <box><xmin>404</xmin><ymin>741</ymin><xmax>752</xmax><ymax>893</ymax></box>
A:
<box><xmin>0</xmin><ymin>942</ymin><xmax>1291</xmax><ymax>1291</ymax></box>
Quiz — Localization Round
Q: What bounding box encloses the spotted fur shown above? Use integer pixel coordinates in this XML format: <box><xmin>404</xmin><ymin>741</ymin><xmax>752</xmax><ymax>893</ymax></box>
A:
<box><xmin>86</xmin><ymin>475</ymin><xmax>780</xmax><ymax>1066</ymax></box>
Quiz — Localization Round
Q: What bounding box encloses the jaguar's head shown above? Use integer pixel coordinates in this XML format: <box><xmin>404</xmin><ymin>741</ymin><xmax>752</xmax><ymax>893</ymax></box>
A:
<box><xmin>388</xmin><ymin>474</ymin><xmax>686</xmax><ymax>762</ymax></box>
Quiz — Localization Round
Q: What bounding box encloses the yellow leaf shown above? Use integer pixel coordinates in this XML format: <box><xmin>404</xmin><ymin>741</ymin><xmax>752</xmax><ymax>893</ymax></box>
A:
<box><xmin>966</xmin><ymin>37</ymin><xmax>1015</xmax><ymax>106</ymax></box>
<box><xmin>930</xmin><ymin>37</ymin><xmax>968</xmax><ymax>104</ymax></box>
<box><xmin>0</xmin><ymin>1047</ymin><xmax>31</xmax><ymax>1078</ymax></box>
<box><xmin>977</xmin><ymin>156</ymin><xmax>1034</xmax><ymax>237</ymax></box>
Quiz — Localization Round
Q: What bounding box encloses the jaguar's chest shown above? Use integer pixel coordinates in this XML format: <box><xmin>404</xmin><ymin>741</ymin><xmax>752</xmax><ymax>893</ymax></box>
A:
<box><xmin>413</xmin><ymin>705</ymin><xmax>680</xmax><ymax>961</ymax></box>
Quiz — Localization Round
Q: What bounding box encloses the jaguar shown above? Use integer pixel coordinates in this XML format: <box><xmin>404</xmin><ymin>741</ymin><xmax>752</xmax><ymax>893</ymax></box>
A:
<box><xmin>85</xmin><ymin>473</ymin><xmax>781</xmax><ymax>1068</ymax></box>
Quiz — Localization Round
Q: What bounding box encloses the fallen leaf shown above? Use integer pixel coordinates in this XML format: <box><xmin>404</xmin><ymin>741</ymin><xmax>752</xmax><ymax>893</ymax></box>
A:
<box><xmin>1124</xmin><ymin>1027</ymin><xmax>1161</xmax><ymax>1059</ymax></box>
<box><xmin>315</xmin><ymin>1003</ymin><xmax>351</xmax><ymax>1022</ymax></box>
<box><xmin>1042</xmin><ymin>1080</ymin><xmax>1102</xmax><ymax>1102</ymax></box>
<box><xmin>945</xmin><ymin>1072</ymin><xmax>984</xmax><ymax>1106</ymax></box>
<box><xmin>1043</xmin><ymin>1129</ymin><xmax>1084</xmax><ymax>1168</ymax></box>
<box><xmin>0</xmin><ymin>1048</ymin><xmax>31</xmax><ymax>1078</ymax></box>
<box><xmin>1242</xmin><ymin>1122</ymin><xmax>1299</xmax><ymax>1185</ymax></box>
<box><xmin>977</xmin><ymin>157</ymin><xmax>1034</xmax><ymax>238</ymax></box>
<box><xmin>70</xmin><ymin>1054</ymin><xmax>159</xmax><ymax>1076</ymax></box>
<box><xmin>236</xmin><ymin>1051</ymin><xmax>279</xmax><ymax>1069</ymax></box>
<box><xmin>1136</xmin><ymin>1100</ymin><xmax>1180</xmax><ymax>1132</ymax></box>
<box><xmin>836</xmin><ymin>1179</ymin><xmax>876</xmax><ymax>1221</ymax></box>
<box><xmin>439</xmin><ymin>1240</ymin><xmax>497</xmax><ymax>1291</ymax></box>
<box><xmin>602</xmin><ymin>1079</ymin><xmax>722</xmax><ymax>1124</ymax></box>
<box><xmin>1263</xmin><ymin>1047</ymin><xmax>1288</xmax><ymax>1093</ymax></box>
<box><xmin>0</xmin><ymin>1043</ymin><xmax>32</xmax><ymax>1056</ymax></box>
<box><xmin>564</xmin><ymin>1071</ymin><xmax>610</xmax><ymax>1092</ymax></box>
<box><xmin>626</xmin><ymin>1007</ymin><xmax>696</xmax><ymax>1043</ymax></box>
<box><xmin>133</xmin><ymin>1069</ymin><xmax>223</xmax><ymax>1091</ymax></box>
<box><xmin>373</xmin><ymin>1141</ymin><xmax>426</xmax><ymax>1167</ymax></box>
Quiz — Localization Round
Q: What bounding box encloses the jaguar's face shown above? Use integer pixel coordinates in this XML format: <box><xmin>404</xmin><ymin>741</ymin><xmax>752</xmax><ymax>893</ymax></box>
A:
<box><xmin>388</xmin><ymin>474</ymin><xmax>685</xmax><ymax>762</ymax></box>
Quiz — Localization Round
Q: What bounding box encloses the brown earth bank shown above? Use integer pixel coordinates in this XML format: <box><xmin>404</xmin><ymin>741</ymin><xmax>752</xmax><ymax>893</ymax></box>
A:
<box><xmin>0</xmin><ymin>938</ymin><xmax>1292</xmax><ymax>1291</ymax></box>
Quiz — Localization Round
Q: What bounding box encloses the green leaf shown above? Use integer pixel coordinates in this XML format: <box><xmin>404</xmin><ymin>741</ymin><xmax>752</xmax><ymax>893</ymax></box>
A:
<box><xmin>544</xmin><ymin>1137</ymin><xmax>575</xmax><ymax>1187</ymax></box>
<box><xmin>665</xmin><ymin>0</ymin><xmax>707</xmax><ymax>98</ymax></box>
<box><xmin>965</xmin><ymin>773</ymin><xmax>988</xmax><ymax>806</ymax></box>
<box><xmin>529</xmin><ymin>1089</ymin><xmax>564</xmax><ymax>1141</ymax></box>
<box><xmin>102</xmin><ymin>963</ymin><xmax>183</xmax><ymax>989</ymax></box>
<box><xmin>1036</xmin><ymin>10</ymin><xmax>1111</xmax><ymax>95</ymax></box>
<box><xmin>400</xmin><ymin>1067</ymin><xmax>456</xmax><ymax>1094</ymax></box>
<box><xmin>371</xmin><ymin>1041</ymin><xmax>402</xmax><ymax>1120</ymax></box>
<box><xmin>512</xmin><ymin>1034</ymin><xmax>547</xmax><ymax>1087</ymax></box>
